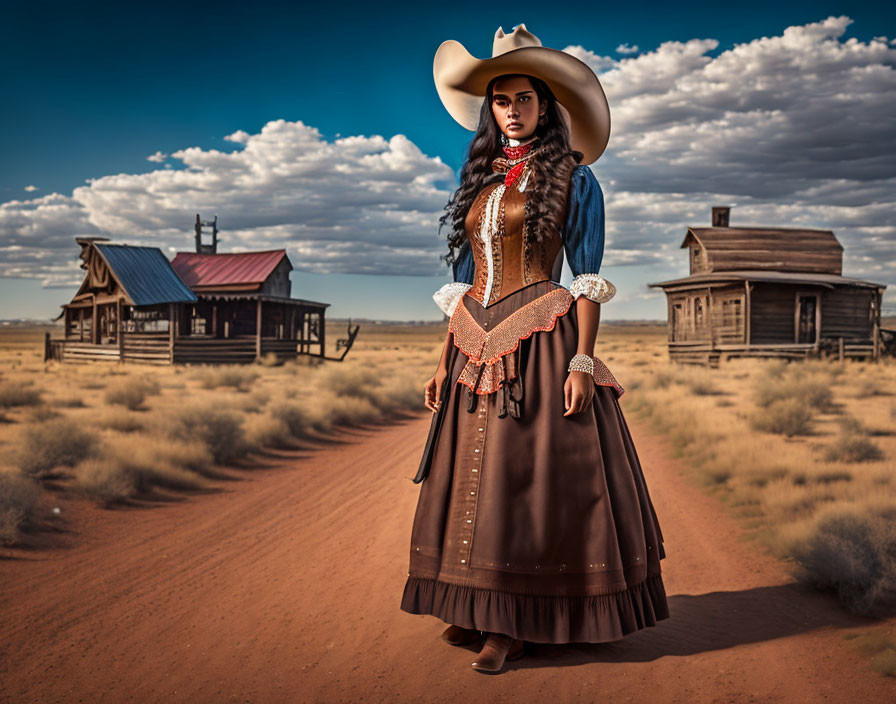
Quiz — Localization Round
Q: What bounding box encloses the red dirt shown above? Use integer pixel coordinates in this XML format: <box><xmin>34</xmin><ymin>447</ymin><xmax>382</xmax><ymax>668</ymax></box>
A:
<box><xmin>1</xmin><ymin>412</ymin><xmax>894</xmax><ymax>703</ymax></box>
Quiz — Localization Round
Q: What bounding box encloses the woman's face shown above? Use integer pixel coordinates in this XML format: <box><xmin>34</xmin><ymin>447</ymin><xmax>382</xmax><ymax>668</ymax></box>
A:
<box><xmin>490</xmin><ymin>75</ymin><xmax>546</xmax><ymax>142</ymax></box>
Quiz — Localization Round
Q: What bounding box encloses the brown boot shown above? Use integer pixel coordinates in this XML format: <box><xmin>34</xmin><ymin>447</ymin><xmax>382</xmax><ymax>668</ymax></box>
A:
<box><xmin>441</xmin><ymin>624</ymin><xmax>482</xmax><ymax>646</ymax></box>
<box><xmin>470</xmin><ymin>632</ymin><xmax>525</xmax><ymax>673</ymax></box>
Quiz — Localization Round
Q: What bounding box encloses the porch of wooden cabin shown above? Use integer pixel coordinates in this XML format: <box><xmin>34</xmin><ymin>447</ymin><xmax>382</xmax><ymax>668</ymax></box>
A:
<box><xmin>660</xmin><ymin>280</ymin><xmax>884</xmax><ymax>366</ymax></box>
<box><xmin>46</xmin><ymin>295</ymin><xmax>328</xmax><ymax>365</ymax></box>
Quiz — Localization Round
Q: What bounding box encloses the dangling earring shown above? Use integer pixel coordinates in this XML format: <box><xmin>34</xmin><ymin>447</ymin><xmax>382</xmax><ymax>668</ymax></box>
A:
<box><xmin>499</xmin><ymin>132</ymin><xmax>509</xmax><ymax>146</ymax></box>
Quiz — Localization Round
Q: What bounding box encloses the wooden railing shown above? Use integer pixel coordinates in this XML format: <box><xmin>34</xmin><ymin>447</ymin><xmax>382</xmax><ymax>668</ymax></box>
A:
<box><xmin>44</xmin><ymin>333</ymin><xmax>309</xmax><ymax>365</ymax></box>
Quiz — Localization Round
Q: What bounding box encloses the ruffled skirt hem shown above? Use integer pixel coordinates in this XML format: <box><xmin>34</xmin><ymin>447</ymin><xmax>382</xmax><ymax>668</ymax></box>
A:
<box><xmin>399</xmin><ymin>573</ymin><xmax>670</xmax><ymax>644</ymax></box>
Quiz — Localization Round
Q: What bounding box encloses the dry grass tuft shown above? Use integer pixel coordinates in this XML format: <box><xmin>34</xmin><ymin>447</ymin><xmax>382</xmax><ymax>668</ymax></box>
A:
<box><xmin>166</xmin><ymin>403</ymin><xmax>249</xmax><ymax>464</ymax></box>
<box><xmin>750</xmin><ymin>398</ymin><xmax>814</xmax><ymax>437</ymax></box>
<box><xmin>268</xmin><ymin>401</ymin><xmax>312</xmax><ymax>439</ymax></box>
<box><xmin>305</xmin><ymin>395</ymin><xmax>383</xmax><ymax>432</ymax></box>
<box><xmin>103</xmin><ymin>376</ymin><xmax>161</xmax><ymax>410</ymax></box>
<box><xmin>104</xmin><ymin>383</ymin><xmax>147</xmax><ymax>410</ymax></box>
<box><xmin>73</xmin><ymin>434</ymin><xmax>210</xmax><ymax>505</ymax></box>
<box><xmin>787</xmin><ymin>507</ymin><xmax>896</xmax><ymax>615</ymax></box>
<box><xmin>15</xmin><ymin>417</ymin><xmax>98</xmax><ymax>478</ymax></box>
<box><xmin>152</xmin><ymin>438</ymin><xmax>214</xmax><ymax>475</ymax></box>
<box><xmin>315</xmin><ymin>364</ymin><xmax>383</xmax><ymax>400</ymax></box>
<box><xmin>0</xmin><ymin>382</ymin><xmax>42</xmax><ymax>408</ymax></box>
<box><xmin>95</xmin><ymin>408</ymin><xmax>144</xmax><ymax>433</ymax></box>
<box><xmin>754</xmin><ymin>375</ymin><xmax>833</xmax><ymax>412</ymax></box>
<box><xmin>195</xmin><ymin>367</ymin><xmax>260</xmax><ymax>392</ymax></box>
<box><xmin>244</xmin><ymin>413</ymin><xmax>296</xmax><ymax>450</ymax></box>
<box><xmin>73</xmin><ymin>457</ymin><xmax>138</xmax><ymax>505</ymax></box>
<box><xmin>822</xmin><ymin>418</ymin><xmax>885</xmax><ymax>463</ymax></box>
<box><xmin>0</xmin><ymin>469</ymin><xmax>40</xmax><ymax>545</ymax></box>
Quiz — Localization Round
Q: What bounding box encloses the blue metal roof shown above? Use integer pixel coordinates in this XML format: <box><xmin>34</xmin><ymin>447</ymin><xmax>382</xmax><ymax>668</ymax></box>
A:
<box><xmin>94</xmin><ymin>243</ymin><xmax>198</xmax><ymax>306</ymax></box>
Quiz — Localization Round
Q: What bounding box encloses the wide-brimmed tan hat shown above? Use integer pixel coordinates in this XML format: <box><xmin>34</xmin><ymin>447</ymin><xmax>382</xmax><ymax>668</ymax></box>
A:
<box><xmin>433</xmin><ymin>24</ymin><xmax>611</xmax><ymax>164</ymax></box>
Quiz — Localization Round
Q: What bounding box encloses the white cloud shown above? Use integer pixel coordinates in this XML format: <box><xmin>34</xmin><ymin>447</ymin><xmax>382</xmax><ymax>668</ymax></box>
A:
<box><xmin>562</xmin><ymin>15</ymin><xmax>896</xmax><ymax>297</ymax></box>
<box><xmin>146</xmin><ymin>151</ymin><xmax>167</xmax><ymax>163</ymax></box>
<box><xmin>224</xmin><ymin>130</ymin><xmax>250</xmax><ymax>144</ymax></box>
<box><xmin>615</xmin><ymin>43</ymin><xmax>639</xmax><ymax>54</ymax></box>
<box><xmin>0</xmin><ymin>120</ymin><xmax>454</xmax><ymax>287</ymax></box>
<box><xmin>23</xmin><ymin>185</ymin><xmax>38</xmax><ymax>192</ymax></box>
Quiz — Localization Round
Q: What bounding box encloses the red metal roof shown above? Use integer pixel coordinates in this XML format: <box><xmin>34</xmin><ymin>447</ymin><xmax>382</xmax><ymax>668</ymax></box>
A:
<box><xmin>171</xmin><ymin>250</ymin><xmax>290</xmax><ymax>290</ymax></box>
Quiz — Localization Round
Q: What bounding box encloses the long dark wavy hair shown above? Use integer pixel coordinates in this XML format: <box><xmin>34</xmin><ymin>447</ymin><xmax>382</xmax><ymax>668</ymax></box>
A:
<box><xmin>440</xmin><ymin>73</ymin><xmax>583</xmax><ymax>270</ymax></box>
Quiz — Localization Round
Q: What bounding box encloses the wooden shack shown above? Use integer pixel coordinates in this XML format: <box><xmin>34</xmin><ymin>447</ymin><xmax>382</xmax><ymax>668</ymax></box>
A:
<box><xmin>47</xmin><ymin>227</ymin><xmax>334</xmax><ymax>365</ymax></box>
<box><xmin>648</xmin><ymin>207</ymin><xmax>887</xmax><ymax>364</ymax></box>
<box><xmin>47</xmin><ymin>237</ymin><xmax>198</xmax><ymax>363</ymax></box>
<box><xmin>169</xmin><ymin>249</ymin><xmax>328</xmax><ymax>363</ymax></box>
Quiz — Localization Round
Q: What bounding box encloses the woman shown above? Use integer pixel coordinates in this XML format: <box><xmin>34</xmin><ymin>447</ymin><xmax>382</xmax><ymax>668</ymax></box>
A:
<box><xmin>400</xmin><ymin>25</ymin><xmax>670</xmax><ymax>673</ymax></box>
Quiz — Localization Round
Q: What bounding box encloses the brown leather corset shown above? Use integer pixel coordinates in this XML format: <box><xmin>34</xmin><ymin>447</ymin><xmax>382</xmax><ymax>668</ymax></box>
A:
<box><xmin>464</xmin><ymin>181</ymin><xmax>564</xmax><ymax>307</ymax></box>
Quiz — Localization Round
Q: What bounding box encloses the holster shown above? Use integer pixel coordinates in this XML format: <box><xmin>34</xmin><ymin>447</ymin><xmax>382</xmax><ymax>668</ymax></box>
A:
<box><xmin>413</xmin><ymin>341</ymin><xmax>460</xmax><ymax>484</ymax></box>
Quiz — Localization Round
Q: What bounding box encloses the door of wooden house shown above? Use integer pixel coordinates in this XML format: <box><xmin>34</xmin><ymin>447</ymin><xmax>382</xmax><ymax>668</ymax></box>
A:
<box><xmin>795</xmin><ymin>292</ymin><xmax>820</xmax><ymax>344</ymax></box>
<box><xmin>670</xmin><ymin>301</ymin><xmax>684</xmax><ymax>341</ymax></box>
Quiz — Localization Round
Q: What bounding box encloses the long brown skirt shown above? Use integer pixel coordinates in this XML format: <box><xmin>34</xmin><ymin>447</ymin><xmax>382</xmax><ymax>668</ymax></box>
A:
<box><xmin>400</xmin><ymin>280</ymin><xmax>670</xmax><ymax>644</ymax></box>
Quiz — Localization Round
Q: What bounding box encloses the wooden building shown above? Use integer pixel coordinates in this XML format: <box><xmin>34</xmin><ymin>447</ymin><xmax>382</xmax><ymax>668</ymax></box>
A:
<box><xmin>648</xmin><ymin>207</ymin><xmax>887</xmax><ymax>365</ymax></box>
<box><xmin>169</xmin><ymin>248</ymin><xmax>328</xmax><ymax>363</ymax></box>
<box><xmin>47</xmin><ymin>226</ymin><xmax>337</xmax><ymax>365</ymax></box>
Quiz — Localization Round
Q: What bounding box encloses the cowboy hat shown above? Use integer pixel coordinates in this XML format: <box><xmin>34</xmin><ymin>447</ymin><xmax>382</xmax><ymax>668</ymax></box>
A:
<box><xmin>433</xmin><ymin>24</ymin><xmax>611</xmax><ymax>164</ymax></box>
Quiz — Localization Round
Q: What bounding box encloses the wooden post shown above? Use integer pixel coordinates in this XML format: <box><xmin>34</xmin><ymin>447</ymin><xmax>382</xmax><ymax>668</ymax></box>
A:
<box><xmin>117</xmin><ymin>299</ymin><xmax>123</xmax><ymax>362</ymax></box>
<box><xmin>665</xmin><ymin>296</ymin><xmax>672</xmax><ymax>342</ymax></box>
<box><xmin>744</xmin><ymin>281</ymin><xmax>751</xmax><ymax>348</ymax></box>
<box><xmin>256</xmin><ymin>298</ymin><xmax>263</xmax><ymax>361</ymax></box>
<box><xmin>838</xmin><ymin>336</ymin><xmax>844</xmax><ymax>365</ymax></box>
<box><xmin>318</xmin><ymin>311</ymin><xmax>326</xmax><ymax>358</ymax></box>
<box><xmin>169</xmin><ymin>303</ymin><xmax>176</xmax><ymax>364</ymax></box>
<box><xmin>91</xmin><ymin>296</ymin><xmax>98</xmax><ymax>344</ymax></box>
<box><xmin>44</xmin><ymin>331</ymin><xmax>50</xmax><ymax>362</ymax></box>
<box><xmin>212</xmin><ymin>304</ymin><xmax>218</xmax><ymax>338</ymax></box>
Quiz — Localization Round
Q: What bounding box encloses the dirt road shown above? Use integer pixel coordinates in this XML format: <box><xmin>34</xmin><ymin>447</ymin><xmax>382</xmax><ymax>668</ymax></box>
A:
<box><xmin>2</xmin><ymin>411</ymin><xmax>894</xmax><ymax>703</ymax></box>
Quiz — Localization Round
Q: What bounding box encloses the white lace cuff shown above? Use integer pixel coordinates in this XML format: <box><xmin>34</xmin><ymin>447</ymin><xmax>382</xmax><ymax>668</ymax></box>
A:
<box><xmin>569</xmin><ymin>273</ymin><xmax>616</xmax><ymax>304</ymax></box>
<box><xmin>433</xmin><ymin>282</ymin><xmax>473</xmax><ymax>317</ymax></box>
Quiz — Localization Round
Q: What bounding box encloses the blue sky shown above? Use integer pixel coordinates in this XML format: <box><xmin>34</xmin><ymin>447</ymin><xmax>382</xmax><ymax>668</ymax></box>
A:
<box><xmin>2</xmin><ymin>1</ymin><xmax>895</xmax><ymax>320</ymax></box>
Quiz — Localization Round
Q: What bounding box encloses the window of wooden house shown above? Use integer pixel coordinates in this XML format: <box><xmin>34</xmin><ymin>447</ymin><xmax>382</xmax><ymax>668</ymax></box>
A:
<box><xmin>695</xmin><ymin>297</ymin><xmax>704</xmax><ymax>327</ymax></box>
<box><xmin>191</xmin><ymin>316</ymin><xmax>207</xmax><ymax>335</ymax></box>
<box><xmin>130</xmin><ymin>307</ymin><xmax>169</xmax><ymax>333</ymax></box>
<box><xmin>721</xmin><ymin>298</ymin><xmax>742</xmax><ymax>328</ymax></box>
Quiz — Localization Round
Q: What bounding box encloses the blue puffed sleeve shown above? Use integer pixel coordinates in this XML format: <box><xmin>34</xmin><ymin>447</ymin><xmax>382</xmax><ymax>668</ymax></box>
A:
<box><xmin>561</xmin><ymin>165</ymin><xmax>616</xmax><ymax>303</ymax></box>
<box><xmin>451</xmin><ymin>238</ymin><xmax>474</xmax><ymax>285</ymax></box>
<box><xmin>433</xmin><ymin>238</ymin><xmax>474</xmax><ymax>316</ymax></box>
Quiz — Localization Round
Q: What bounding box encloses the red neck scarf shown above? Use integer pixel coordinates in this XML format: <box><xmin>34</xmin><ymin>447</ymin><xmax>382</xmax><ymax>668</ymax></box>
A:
<box><xmin>500</xmin><ymin>140</ymin><xmax>538</xmax><ymax>187</ymax></box>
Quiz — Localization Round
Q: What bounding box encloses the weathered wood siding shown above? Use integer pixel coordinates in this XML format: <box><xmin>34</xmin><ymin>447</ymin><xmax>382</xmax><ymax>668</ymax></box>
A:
<box><xmin>821</xmin><ymin>287</ymin><xmax>874</xmax><ymax>339</ymax></box>
<box><xmin>122</xmin><ymin>332</ymin><xmax>171</xmax><ymax>364</ymax></box>
<box><xmin>686</xmin><ymin>228</ymin><xmax>842</xmax><ymax>275</ymax></box>
<box><xmin>260</xmin><ymin>259</ymin><xmax>292</xmax><ymax>298</ymax></box>
<box><xmin>749</xmin><ymin>283</ymin><xmax>799</xmax><ymax>344</ymax></box>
